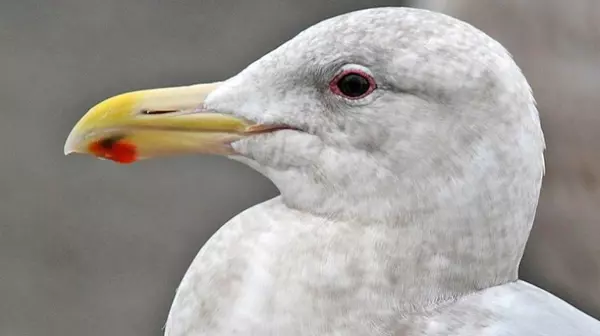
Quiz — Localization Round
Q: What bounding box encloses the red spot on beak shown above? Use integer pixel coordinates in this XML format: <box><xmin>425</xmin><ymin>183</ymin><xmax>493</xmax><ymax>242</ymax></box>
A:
<box><xmin>88</xmin><ymin>137</ymin><xmax>138</xmax><ymax>164</ymax></box>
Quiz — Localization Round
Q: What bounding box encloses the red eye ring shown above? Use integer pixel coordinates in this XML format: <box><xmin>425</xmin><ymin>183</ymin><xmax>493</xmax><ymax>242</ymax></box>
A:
<box><xmin>329</xmin><ymin>69</ymin><xmax>377</xmax><ymax>99</ymax></box>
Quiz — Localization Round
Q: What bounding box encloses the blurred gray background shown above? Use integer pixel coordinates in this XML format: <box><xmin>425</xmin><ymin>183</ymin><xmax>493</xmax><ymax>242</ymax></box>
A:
<box><xmin>1</xmin><ymin>0</ymin><xmax>598</xmax><ymax>335</ymax></box>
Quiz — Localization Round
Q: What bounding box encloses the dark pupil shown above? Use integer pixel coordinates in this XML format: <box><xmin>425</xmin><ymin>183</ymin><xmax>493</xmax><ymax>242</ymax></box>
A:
<box><xmin>337</xmin><ymin>73</ymin><xmax>370</xmax><ymax>97</ymax></box>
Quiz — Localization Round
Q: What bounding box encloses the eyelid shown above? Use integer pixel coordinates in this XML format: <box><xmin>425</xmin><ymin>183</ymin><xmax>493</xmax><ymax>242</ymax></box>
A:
<box><xmin>332</xmin><ymin>68</ymin><xmax>373</xmax><ymax>81</ymax></box>
<box><xmin>335</xmin><ymin>63</ymin><xmax>374</xmax><ymax>76</ymax></box>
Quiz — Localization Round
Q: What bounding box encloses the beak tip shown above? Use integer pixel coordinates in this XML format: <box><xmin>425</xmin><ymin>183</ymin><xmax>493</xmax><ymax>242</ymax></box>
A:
<box><xmin>63</xmin><ymin>131</ymin><xmax>79</xmax><ymax>156</ymax></box>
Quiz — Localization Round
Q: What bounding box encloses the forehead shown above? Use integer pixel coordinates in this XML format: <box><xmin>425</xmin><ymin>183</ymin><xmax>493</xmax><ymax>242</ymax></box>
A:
<box><xmin>280</xmin><ymin>9</ymin><xmax>486</xmax><ymax>62</ymax></box>
<box><xmin>252</xmin><ymin>8</ymin><xmax>507</xmax><ymax>81</ymax></box>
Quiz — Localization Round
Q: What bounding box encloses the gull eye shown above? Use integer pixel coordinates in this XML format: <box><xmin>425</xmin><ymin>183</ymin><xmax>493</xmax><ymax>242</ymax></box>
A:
<box><xmin>330</xmin><ymin>69</ymin><xmax>376</xmax><ymax>99</ymax></box>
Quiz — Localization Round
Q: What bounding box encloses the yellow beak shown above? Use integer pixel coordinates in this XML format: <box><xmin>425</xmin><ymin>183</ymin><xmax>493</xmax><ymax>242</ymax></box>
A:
<box><xmin>64</xmin><ymin>82</ymin><xmax>261</xmax><ymax>163</ymax></box>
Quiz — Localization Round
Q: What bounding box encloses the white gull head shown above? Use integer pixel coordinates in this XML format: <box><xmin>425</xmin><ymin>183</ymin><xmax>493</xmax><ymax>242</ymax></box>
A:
<box><xmin>205</xmin><ymin>5</ymin><xmax>545</xmax><ymax>285</ymax></box>
<box><xmin>169</xmin><ymin>6</ymin><xmax>548</xmax><ymax>335</ymax></box>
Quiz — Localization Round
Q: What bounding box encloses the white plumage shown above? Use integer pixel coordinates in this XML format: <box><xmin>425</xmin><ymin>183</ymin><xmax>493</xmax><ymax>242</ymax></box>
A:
<box><xmin>159</xmin><ymin>7</ymin><xmax>600</xmax><ymax>335</ymax></box>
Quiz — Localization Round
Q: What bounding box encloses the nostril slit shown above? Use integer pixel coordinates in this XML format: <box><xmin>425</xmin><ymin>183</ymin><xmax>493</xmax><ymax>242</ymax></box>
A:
<box><xmin>141</xmin><ymin>109</ymin><xmax>178</xmax><ymax>115</ymax></box>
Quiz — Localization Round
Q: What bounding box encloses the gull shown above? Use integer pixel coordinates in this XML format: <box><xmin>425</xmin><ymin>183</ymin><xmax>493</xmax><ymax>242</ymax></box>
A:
<box><xmin>64</xmin><ymin>7</ymin><xmax>600</xmax><ymax>336</ymax></box>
